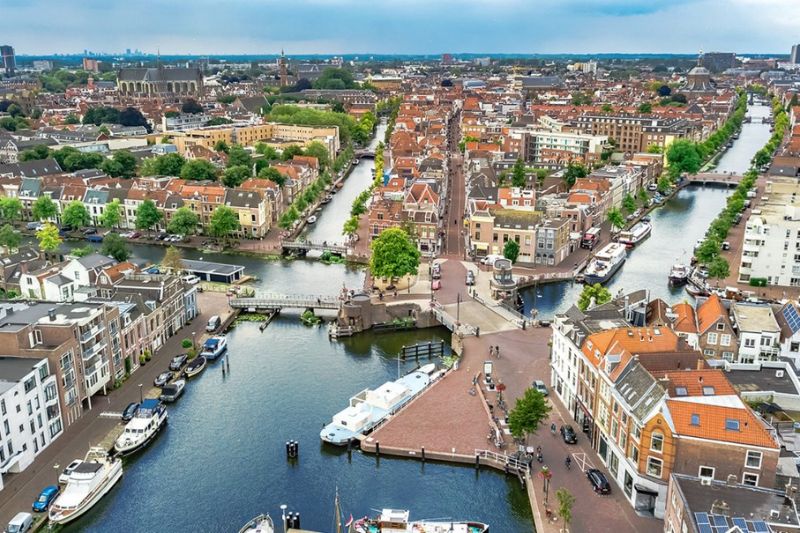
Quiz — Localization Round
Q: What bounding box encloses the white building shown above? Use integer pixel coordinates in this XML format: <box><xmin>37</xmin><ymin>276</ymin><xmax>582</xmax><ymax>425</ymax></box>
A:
<box><xmin>738</xmin><ymin>178</ymin><xmax>800</xmax><ymax>286</ymax></box>
<box><xmin>0</xmin><ymin>357</ymin><xmax>63</xmax><ymax>491</ymax></box>
<box><xmin>732</xmin><ymin>303</ymin><xmax>781</xmax><ymax>363</ymax></box>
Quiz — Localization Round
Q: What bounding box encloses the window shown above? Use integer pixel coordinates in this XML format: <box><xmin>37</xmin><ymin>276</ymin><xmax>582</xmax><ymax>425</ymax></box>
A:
<box><xmin>743</xmin><ymin>473</ymin><xmax>759</xmax><ymax>486</ymax></box>
<box><xmin>726</xmin><ymin>419</ymin><xmax>740</xmax><ymax>431</ymax></box>
<box><xmin>646</xmin><ymin>456</ymin><xmax>663</xmax><ymax>478</ymax></box>
<box><xmin>717</xmin><ymin>322</ymin><xmax>725</xmax><ymax>331</ymax></box>
<box><xmin>630</xmin><ymin>446</ymin><xmax>639</xmax><ymax>464</ymax></box>
<box><xmin>691</xmin><ymin>414</ymin><xmax>700</xmax><ymax>426</ymax></box>
<box><xmin>650</xmin><ymin>432</ymin><xmax>664</xmax><ymax>452</ymax></box>
<box><xmin>699</xmin><ymin>466</ymin><xmax>715</xmax><ymax>479</ymax></box>
<box><xmin>702</xmin><ymin>386</ymin><xmax>715</xmax><ymax>396</ymax></box>
<box><xmin>746</xmin><ymin>450</ymin><xmax>762</xmax><ymax>469</ymax></box>
<box><xmin>720</xmin><ymin>334</ymin><xmax>731</xmax><ymax>346</ymax></box>
<box><xmin>675</xmin><ymin>387</ymin><xmax>688</xmax><ymax>396</ymax></box>
<box><xmin>23</xmin><ymin>377</ymin><xmax>36</xmax><ymax>393</ymax></box>
<box><xmin>707</xmin><ymin>333</ymin><xmax>718</xmax><ymax>344</ymax></box>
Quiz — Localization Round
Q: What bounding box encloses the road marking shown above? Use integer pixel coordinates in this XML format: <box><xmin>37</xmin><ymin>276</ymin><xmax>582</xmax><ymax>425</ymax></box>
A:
<box><xmin>572</xmin><ymin>452</ymin><xmax>595</xmax><ymax>472</ymax></box>
<box><xmin>99</xmin><ymin>412</ymin><xmax>122</xmax><ymax>419</ymax></box>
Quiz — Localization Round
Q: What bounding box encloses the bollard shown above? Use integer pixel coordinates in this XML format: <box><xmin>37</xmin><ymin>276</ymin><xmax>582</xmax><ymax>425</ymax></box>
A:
<box><xmin>475</xmin><ymin>453</ymin><xmax>480</xmax><ymax>469</ymax></box>
<box><xmin>421</xmin><ymin>446</ymin><xmax>426</xmax><ymax>463</ymax></box>
<box><xmin>375</xmin><ymin>441</ymin><xmax>380</xmax><ymax>457</ymax></box>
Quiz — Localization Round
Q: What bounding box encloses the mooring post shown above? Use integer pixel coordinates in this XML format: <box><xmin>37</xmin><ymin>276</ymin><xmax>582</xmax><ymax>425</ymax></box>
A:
<box><xmin>421</xmin><ymin>446</ymin><xmax>426</xmax><ymax>462</ymax></box>
<box><xmin>475</xmin><ymin>453</ymin><xmax>480</xmax><ymax>469</ymax></box>
<box><xmin>375</xmin><ymin>441</ymin><xmax>380</xmax><ymax>457</ymax></box>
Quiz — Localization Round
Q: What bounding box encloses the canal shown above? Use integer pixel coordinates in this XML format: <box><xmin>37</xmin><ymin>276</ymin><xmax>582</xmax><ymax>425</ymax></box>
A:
<box><xmin>519</xmin><ymin>102</ymin><xmax>773</xmax><ymax>319</ymax></box>
<box><xmin>60</xmin><ymin>125</ymin><xmax>533</xmax><ymax>531</ymax></box>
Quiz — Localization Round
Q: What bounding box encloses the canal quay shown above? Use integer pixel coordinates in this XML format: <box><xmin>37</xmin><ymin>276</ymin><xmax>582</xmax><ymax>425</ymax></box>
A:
<box><xmin>0</xmin><ymin>126</ymin><xmax>533</xmax><ymax>532</ymax></box>
<box><xmin>519</xmin><ymin>101</ymin><xmax>774</xmax><ymax>319</ymax></box>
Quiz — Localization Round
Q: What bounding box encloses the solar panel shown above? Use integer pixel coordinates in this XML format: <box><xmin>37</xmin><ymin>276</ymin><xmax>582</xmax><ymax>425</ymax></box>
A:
<box><xmin>753</xmin><ymin>521</ymin><xmax>770</xmax><ymax>532</ymax></box>
<box><xmin>698</xmin><ymin>524</ymin><xmax>713</xmax><ymax>533</ymax></box>
<box><xmin>713</xmin><ymin>515</ymin><xmax>730</xmax><ymax>528</ymax></box>
<box><xmin>732</xmin><ymin>518</ymin><xmax>748</xmax><ymax>531</ymax></box>
<box><xmin>696</xmin><ymin>512</ymin><xmax>710</xmax><ymax>525</ymax></box>
<box><xmin>783</xmin><ymin>304</ymin><xmax>800</xmax><ymax>334</ymax></box>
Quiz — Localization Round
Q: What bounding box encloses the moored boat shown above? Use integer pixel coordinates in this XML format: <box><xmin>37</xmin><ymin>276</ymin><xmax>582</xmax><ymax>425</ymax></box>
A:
<box><xmin>353</xmin><ymin>509</ymin><xmax>489</xmax><ymax>533</ymax></box>
<box><xmin>618</xmin><ymin>221</ymin><xmax>652</xmax><ymax>248</ymax></box>
<box><xmin>668</xmin><ymin>263</ymin><xmax>690</xmax><ymax>286</ymax></box>
<box><xmin>200</xmin><ymin>336</ymin><xmax>227</xmax><ymax>361</ymax></box>
<box><xmin>238</xmin><ymin>513</ymin><xmax>274</xmax><ymax>533</ymax></box>
<box><xmin>583</xmin><ymin>243</ymin><xmax>627</xmax><ymax>285</ymax></box>
<box><xmin>160</xmin><ymin>379</ymin><xmax>186</xmax><ymax>402</ymax></box>
<box><xmin>48</xmin><ymin>448</ymin><xmax>123</xmax><ymax>526</ymax></box>
<box><xmin>114</xmin><ymin>399</ymin><xmax>168</xmax><ymax>455</ymax></box>
<box><xmin>183</xmin><ymin>356</ymin><xmax>207</xmax><ymax>378</ymax></box>
<box><xmin>307</xmin><ymin>215</ymin><xmax>318</xmax><ymax>224</ymax></box>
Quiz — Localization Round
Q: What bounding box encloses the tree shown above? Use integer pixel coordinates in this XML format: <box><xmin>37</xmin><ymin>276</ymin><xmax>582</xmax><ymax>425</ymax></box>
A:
<box><xmin>555</xmin><ymin>488</ymin><xmax>576</xmax><ymax>532</ymax></box>
<box><xmin>312</xmin><ymin>68</ymin><xmax>355</xmax><ymax>90</ymax></box>
<box><xmin>657</xmin><ymin>175</ymin><xmax>672</xmax><ymax>194</ymax></box>
<box><xmin>638</xmin><ymin>102</ymin><xmax>653</xmax><ymax>113</ymax></box>
<box><xmin>708</xmin><ymin>256</ymin><xmax>730</xmax><ymax>279</ymax></box>
<box><xmin>601</xmin><ymin>103</ymin><xmax>613</xmax><ymax>113</ymax></box>
<box><xmin>0</xmin><ymin>224</ymin><xmax>20</xmax><ymax>251</ymax></box>
<box><xmin>181</xmin><ymin>99</ymin><xmax>203</xmax><ymax>114</ymax></box>
<box><xmin>607</xmin><ymin>207</ymin><xmax>624</xmax><ymax>232</ymax></box>
<box><xmin>101</xmin><ymin>150</ymin><xmax>137</xmax><ymax>178</ymax></box>
<box><xmin>369</xmin><ymin>228</ymin><xmax>420</xmax><ymax>280</ymax></box>
<box><xmin>118</xmin><ymin>107</ymin><xmax>149</xmax><ymax>130</ymax></box>
<box><xmin>31</xmin><ymin>196</ymin><xmax>57</xmax><ymax>221</ymax></box>
<box><xmin>140</xmin><ymin>153</ymin><xmax>186</xmax><ymax>177</ymax></box>
<box><xmin>70</xmin><ymin>245</ymin><xmax>94</xmax><ymax>258</ymax></box>
<box><xmin>167</xmin><ymin>206</ymin><xmax>199</xmax><ymax>235</ymax></box>
<box><xmin>511</xmin><ymin>158</ymin><xmax>526</xmax><ymax>188</ymax></box>
<box><xmin>63</xmin><ymin>152</ymin><xmax>104</xmax><ymax>172</ymax></box>
<box><xmin>563</xmin><ymin>162</ymin><xmax>587</xmax><ymax>189</ymax></box>
<box><xmin>281</xmin><ymin>145</ymin><xmax>304</xmax><ymax>161</ymax></box>
<box><xmin>657</xmin><ymin>85</ymin><xmax>672</xmax><ymax>97</ymax></box>
<box><xmin>227</xmin><ymin>145</ymin><xmax>252</xmax><ymax>168</ymax></box>
<box><xmin>508</xmin><ymin>387</ymin><xmax>551</xmax><ymax>441</ymax></box>
<box><xmin>99</xmin><ymin>199</ymin><xmax>122</xmax><ymax>228</ymax></box>
<box><xmin>62</xmin><ymin>200</ymin><xmax>90</xmax><ymax>228</ymax></box>
<box><xmin>303</xmin><ymin>141</ymin><xmax>330</xmax><ymax>170</ymax></box>
<box><xmin>342</xmin><ymin>215</ymin><xmax>359</xmax><ymax>236</ymax></box>
<box><xmin>666</xmin><ymin>139</ymin><xmax>702</xmax><ymax>178</ymax></box>
<box><xmin>101</xmin><ymin>232</ymin><xmax>130</xmax><ymax>262</ymax></box>
<box><xmin>255</xmin><ymin>143</ymin><xmax>278</xmax><ymax>160</ymax></box>
<box><xmin>258</xmin><ymin>166</ymin><xmax>285</xmax><ymax>186</ymax></box>
<box><xmin>214</xmin><ymin>140</ymin><xmax>230</xmax><ymax>153</ymax></box>
<box><xmin>578</xmin><ymin>283</ymin><xmax>612</xmax><ymax>311</ymax></box>
<box><xmin>161</xmin><ymin>246</ymin><xmax>185</xmax><ymax>272</ymax></box>
<box><xmin>222</xmin><ymin>165</ymin><xmax>251</xmax><ymax>188</ymax></box>
<box><xmin>180</xmin><ymin>159</ymin><xmax>218</xmax><ymax>181</ymax></box>
<box><xmin>0</xmin><ymin>197</ymin><xmax>22</xmax><ymax>223</ymax></box>
<box><xmin>19</xmin><ymin>144</ymin><xmax>51</xmax><ymax>161</ymax></box>
<box><xmin>208</xmin><ymin>206</ymin><xmax>240</xmax><ymax>244</ymax></box>
<box><xmin>64</xmin><ymin>113</ymin><xmax>80</xmax><ymax>125</ymax></box>
<box><xmin>36</xmin><ymin>223</ymin><xmax>62</xmax><ymax>253</ymax></box>
<box><xmin>503</xmin><ymin>240</ymin><xmax>520</xmax><ymax>263</ymax></box>
<box><xmin>696</xmin><ymin>238</ymin><xmax>721</xmax><ymax>264</ymax></box>
<box><xmin>637</xmin><ymin>187</ymin><xmax>649</xmax><ymax>207</ymax></box>
<box><xmin>135</xmin><ymin>199</ymin><xmax>163</xmax><ymax>231</ymax></box>
<box><xmin>622</xmin><ymin>193</ymin><xmax>636</xmax><ymax>214</ymax></box>
<box><xmin>646</xmin><ymin>144</ymin><xmax>663</xmax><ymax>154</ymax></box>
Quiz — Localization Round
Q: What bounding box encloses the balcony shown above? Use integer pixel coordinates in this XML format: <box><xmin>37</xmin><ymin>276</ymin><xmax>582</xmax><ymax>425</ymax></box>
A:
<box><xmin>80</xmin><ymin>323</ymin><xmax>105</xmax><ymax>343</ymax></box>
<box><xmin>81</xmin><ymin>340</ymin><xmax>107</xmax><ymax>361</ymax></box>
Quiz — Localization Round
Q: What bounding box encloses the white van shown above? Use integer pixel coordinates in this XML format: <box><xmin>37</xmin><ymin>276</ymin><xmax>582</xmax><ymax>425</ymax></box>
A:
<box><xmin>481</xmin><ymin>254</ymin><xmax>504</xmax><ymax>267</ymax></box>
<box><xmin>6</xmin><ymin>512</ymin><xmax>33</xmax><ymax>533</ymax></box>
<box><xmin>206</xmin><ymin>315</ymin><xmax>221</xmax><ymax>332</ymax></box>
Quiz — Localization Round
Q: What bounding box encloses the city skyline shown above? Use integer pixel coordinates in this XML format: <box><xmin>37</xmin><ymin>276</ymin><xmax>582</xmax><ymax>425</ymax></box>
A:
<box><xmin>2</xmin><ymin>0</ymin><xmax>799</xmax><ymax>56</ymax></box>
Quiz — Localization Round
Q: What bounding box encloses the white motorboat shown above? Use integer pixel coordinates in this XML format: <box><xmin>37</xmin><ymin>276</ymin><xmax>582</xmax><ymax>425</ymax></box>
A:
<box><xmin>307</xmin><ymin>215</ymin><xmax>318</xmax><ymax>224</ymax></box>
<box><xmin>618</xmin><ymin>221</ymin><xmax>652</xmax><ymax>248</ymax></box>
<box><xmin>239</xmin><ymin>514</ymin><xmax>274</xmax><ymax>533</ymax></box>
<box><xmin>48</xmin><ymin>448</ymin><xmax>123</xmax><ymax>525</ymax></box>
<box><xmin>200</xmin><ymin>335</ymin><xmax>227</xmax><ymax>361</ymax></box>
<box><xmin>160</xmin><ymin>379</ymin><xmax>186</xmax><ymax>402</ymax></box>
<box><xmin>114</xmin><ymin>398</ymin><xmax>168</xmax><ymax>455</ymax></box>
<box><xmin>321</xmin><ymin>364</ymin><xmax>438</xmax><ymax>446</ymax></box>
<box><xmin>583</xmin><ymin>242</ymin><xmax>627</xmax><ymax>284</ymax></box>
<box><xmin>183</xmin><ymin>356</ymin><xmax>207</xmax><ymax>378</ymax></box>
<box><xmin>669</xmin><ymin>263</ymin><xmax>690</xmax><ymax>286</ymax></box>
<box><xmin>353</xmin><ymin>509</ymin><xmax>489</xmax><ymax>533</ymax></box>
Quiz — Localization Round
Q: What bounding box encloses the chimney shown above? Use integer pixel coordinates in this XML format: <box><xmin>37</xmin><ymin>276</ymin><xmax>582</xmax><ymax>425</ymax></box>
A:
<box><xmin>697</xmin><ymin>358</ymin><xmax>704</xmax><ymax>370</ymax></box>
<box><xmin>48</xmin><ymin>308</ymin><xmax>56</xmax><ymax>321</ymax></box>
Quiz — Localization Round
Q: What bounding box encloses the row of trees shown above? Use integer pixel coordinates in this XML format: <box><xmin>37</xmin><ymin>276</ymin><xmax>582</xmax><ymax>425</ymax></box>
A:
<box><xmin>81</xmin><ymin>106</ymin><xmax>150</xmax><ymax>131</ymax></box>
<box><xmin>343</xmin><ymin>142</ymin><xmax>384</xmax><ymax>236</ymax></box>
<box><xmin>752</xmin><ymin>97</ymin><xmax>789</xmax><ymax>168</ymax></box>
<box><xmin>278</xmin><ymin>172</ymin><xmax>334</xmax><ymax>230</ymax></box>
<box><xmin>266</xmin><ymin>104</ymin><xmax>375</xmax><ymax>146</ymax></box>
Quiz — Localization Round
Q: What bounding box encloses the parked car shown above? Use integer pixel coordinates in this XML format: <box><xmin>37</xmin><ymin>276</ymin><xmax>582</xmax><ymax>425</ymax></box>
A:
<box><xmin>58</xmin><ymin>459</ymin><xmax>83</xmax><ymax>484</ymax></box>
<box><xmin>129</xmin><ymin>231</ymin><xmax>141</xmax><ymax>239</ymax></box>
<box><xmin>480</xmin><ymin>254</ymin><xmax>504</xmax><ymax>267</ymax></box>
<box><xmin>465</xmin><ymin>270</ymin><xmax>475</xmax><ymax>286</ymax></box>
<box><xmin>431</xmin><ymin>263</ymin><xmax>442</xmax><ymax>279</ymax></box>
<box><xmin>169</xmin><ymin>354</ymin><xmax>189</xmax><ymax>371</ymax></box>
<box><xmin>121</xmin><ymin>402</ymin><xmax>139</xmax><ymax>422</ymax></box>
<box><xmin>82</xmin><ymin>227</ymin><xmax>97</xmax><ymax>235</ymax></box>
<box><xmin>32</xmin><ymin>485</ymin><xmax>60</xmax><ymax>512</ymax></box>
<box><xmin>532</xmin><ymin>380</ymin><xmax>548</xmax><ymax>396</ymax></box>
<box><xmin>432</xmin><ymin>279</ymin><xmax>442</xmax><ymax>291</ymax></box>
<box><xmin>5</xmin><ymin>512</ymin><xmax>33</xmax><ymax>533</ymax></box>
<box><xmin>587</xmin><ymin>468</ymin><xmax>611</xmax><ymax>494</ymax></box>
<box><xmin>560</xmin><ymin>424</ymin><xmax>578</xmax><ymax>444</ymax></box>
<box><xmin>156</xmin><ymin>232</ymin><xmax>168</xmax><ymax>241</ymax></box>
<box><xmin>206</xmin><ymin>315</ymin><xmax>221</xmax><ymax>332</ymax></box>
<box><xmin>86</xmin><ymin>234</ymin><xmax>103</xmax><ymax>243</ymax></box>
<box><xmin>181</xmin><ymin>275</ymin><xmax>200</xmax><ymax>285</ymax></box>
<box><xmin>154</xmin><ymin>371</ymin><xmax>174</xmax><ymax>387</ymax></box>
<box><xmin>647</xmin><ymin>183</ymin><xmax>658</xmax><ymax>192</ymax></box>
<box><xmin>26</xmin><ymin>221</ymin><xmax>43</xmax><ymax>231</ymax></box>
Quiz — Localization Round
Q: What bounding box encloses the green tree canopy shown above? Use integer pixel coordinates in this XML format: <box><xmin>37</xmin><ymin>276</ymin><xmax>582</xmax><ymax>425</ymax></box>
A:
<box><xmin>556</xmin><ymin>488</ymin><xmax>576</xmax><ymax>531</ymax></box>
<box><xmin>281</xmin><ymin>145</ymin><xmax>304</xmax><ymax>161</ymax></box>
<box><xmin>140</xmin><ymin>153</ymin><xmax>186</xmax><ymax>177</ymax></box>
<box><xmin>99</xmin><ymin>199</ymin><xmax>122</xmax><ymax>228</ymax></box>
<box><xmin>622</xmin><ymin>193</ymin><xmax>637</xmax><ymax>214</ymax></box>
<box><xmin>0</xmin><ymin>197</ymin><xmax>21</xmax><ymax>223</ymax></box>
<box><xmin>62</xmin><ymin>200</ymin><xmax>90</xmax><ymax>228</ymax></box>
<box><xmin>31</xmin><ymin>196</ymin><xmax>57</xmax><ymax>221</ymax></box>
<box><xmin>135</xmin><ymin>199</ymin><xmax>163</xmax><ymax>230</ymax></box>
<box><xmin>101</xmin><ymin>232</ymin><xmax>130</xmax><ymax>262</ymax></box>
<box><xmin>161</xmin><ymin>246</ymin><xmax>185</xmax><ymax>272</ymax></box>
<box><xmin>607</xmin><ymin>207</ymin><xmax>624</xmax><ymax>232</ymax></box>
<box><xmin>666</xmin><ymin>139</ymin><xmax>702</xmax><ymax>178</ymax></box>
<box><xmin>511</xmin><ymin>158</ymin><xmax>527</xmax><ymax>188</ymax></box>
<box><xmin>638</xmin><ymin>102</ymin><xmax>653</xmax><ymax>113</ymax></box>
<box><xmin>36</xmin><ymin>223</ymin><xmax>62</xmax><ymax>253</ymax></box>
<box><xmin>180</xmin><ymin>159</ymin><xmax>218</xmax><ymax>181</ymax></box>
<box><xmin>369</xmin><ymin>228</ymin><xmax>420</xmax><ymax>279</ymax></box>
<box><xmin>578</xmin><ymin>283</ymin><xmax>612</xmax><ymax>311</ymax></box>
<box><xmin>208</xmin><ymin>205</ymin><xmax>240</xmax><ymax>242</ymax></box>
<box><xmin>19</xmin><ymin>144</ymin><xmax>51</xmax><ymax>162</ymax></box>
<box><xmin>101</xmin><ymin>150</ymin><xmax>137</xmax><ymax>178</ymax></box>
<box><xmin>508</xmin><ymin>387</ymin><xmax>552</xmax><ymax>440</ymax></box>
<box><xmin>258</xmin><ymin>166</ymin><xmax>286</xmax><ymax>186</ymax></box>
<box><xmin>708</xmin><ymin>256</ymin><xmax>730</xmax><ymax>279</ymax></box>
<box><xmin>255</xmin><ymin>143</ymin><xmax>279</xmax><ymax>160</ymax></box>
<box><xmin>342</xmin><ymin>215</ymin><xmax>359</xmax><ymax>236</ymax></box>
<box><xmin>181</xmin><ymin>99</ymin><xmax>203</xmax><ymax>114</ymax></box>
<box><xmin>503</xmin><ymin>240</ymin><xmax>520</xmax><ymax>263</ymax></box>
<box><xmin>303</xmin><ymin>141</ymin><xmax>330</xmax><ymax>170</ymax></box>
<box><xmin>312</xmin><ymin>68</ymin><xmax>355</xmax><ymax>90</ymax></box>
<box><xmin>222</xmin><ymin>165</ymin><xmax>251</xmax><ymax>188</ymax></box>
<box><xmin>563</xmin><ymin>162</ymin><xmax>587</xmax><ymax>189</ymax></box>
<box><xmin>0</xmin><ymin>224</ymin><xmax>21</xmax><ymax>251</ymax></box>
<box><xmin>167</xmin><ymin>206</ymin><xmax>199</xmax><ymax>235</ymax></box>
<box><xmin>214</xmin><ymin>140</ymin><xmax>230</xmax><ymax>153</ymax></box>
<box><xmin>227</xmin><ymin>145</ymin><xmax>252</xmax><ymax>168</ymax></box>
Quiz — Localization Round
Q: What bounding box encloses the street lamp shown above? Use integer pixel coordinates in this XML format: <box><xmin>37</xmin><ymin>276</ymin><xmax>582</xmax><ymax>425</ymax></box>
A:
<box><xmin>192</xmin><ymin>331</ymin><xmax>196</xmax><ymax>352</ymax></box>
<box><xmin>138</xmin><ymin>383</ymin><xmax>143</xmax><ymax>404</ymax></box>
<box><xmin>53</xmin><ymin>463</ymin><xmax>60</xmax><ymax>486</ymax></box>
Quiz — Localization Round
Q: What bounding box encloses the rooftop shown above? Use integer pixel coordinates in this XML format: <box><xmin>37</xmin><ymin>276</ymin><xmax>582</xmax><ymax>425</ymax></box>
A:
<box><xmin>725</xmin><ymin>366</ymin><xmax>800</xmax><ymax>396</ymax></box>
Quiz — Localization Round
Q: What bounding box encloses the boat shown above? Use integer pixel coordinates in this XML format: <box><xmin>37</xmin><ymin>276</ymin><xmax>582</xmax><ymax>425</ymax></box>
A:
<box><xmin>321</xmin><ymin>195</ymin><xmax>332</xmax><ymax>204</ymax></box>
<box><xmin>307</xmin><ymin>215</ymin><xmax>318</xmax><ymax>224</ymax></box>
<box><xmin>321</xmin><ymin>364</ymin><xmax>438</xmax><ymax>446</ymax></box>
<box><xmin>668</xmin><ymin>263</ymin><xmax>690</xmax><ymax>286</ymax></box>
<box><xmin>183</xmin><ymin>356</ymin><xmax>207</xmax><ymax>378</ymax></box>
<box><xmin>583</xmin><ymin>243</ymin><xmax>627</xmax><ymax>285</ymax></box>
<box><xmin>160</xmin><ymin>379</ymin><xmax>186</xmax><ymax>403</ymax></box>
<box><xmin>113</xmin><ymin>398</ymin><xmax>168</xmax><ymax>455</ymax></box>
<box><xmin>48</xmin><ymin>448</ymin><xmax>123</xmax><ymax>526</ymax></box>
<box><xmin>618</xmin><ymin>221</ymin><xmax>652</xmax><ymax>248</ymax></box>
<box><xmin>353</xmin><ymin>509</ymin><xmax>489</xmax><ymax>533</ymax></box>
<box><xmin>200</xmin><ymin>336</ymin><xmax>227</xmax><ymax>361</ymax></box>
<box><xmin>238</xmin><ymin>514</ymin><xmax>274</xmax><ymax>533</ymax></box>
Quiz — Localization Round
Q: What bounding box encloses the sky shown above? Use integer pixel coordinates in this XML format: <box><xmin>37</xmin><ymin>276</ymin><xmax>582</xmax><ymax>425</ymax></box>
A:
<box><xmin>2</xmin><ymin>0</ymin><xmax>800</xmax><ymax>56</ymax></box>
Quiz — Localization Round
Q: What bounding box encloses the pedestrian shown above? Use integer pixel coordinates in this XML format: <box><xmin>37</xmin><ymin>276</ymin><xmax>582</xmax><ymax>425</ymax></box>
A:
<box><xmin>496</xmin><ymin>345</ymin><xmax>501</xmax><ymax>358</ymax></box>
<box><xmin>489</xmin><ymin>345</ymin><xmax>494</xmax><ymax>357</ymax></box>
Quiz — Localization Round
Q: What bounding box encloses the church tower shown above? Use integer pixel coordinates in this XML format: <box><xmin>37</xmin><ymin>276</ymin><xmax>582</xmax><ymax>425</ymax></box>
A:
<box><xmin>279</xmin><ymin>49</ymin><xmax>288</xmax><ymax>87</ymax></box>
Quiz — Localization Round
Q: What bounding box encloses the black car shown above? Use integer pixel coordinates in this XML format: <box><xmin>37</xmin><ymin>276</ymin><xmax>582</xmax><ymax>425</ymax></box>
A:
<box><xmin>121</xmin><ymin>402</ymin><xmax>139</xmax><ymax>421</ymax></box>
<box><xmin>154</xmin><ymin>371</ymin><xmax>174</xmax><ymax>387</ymax></box>
<box><xmin>560</xmin><ymin>424</ymin><xmax>578</xmax><ymax>444</ymax></box>
<box><xmin>169</xmin><ymin>354</ymin><xmax>189</xmax><ymax>371</ymax></box>
<box><xmin>587</xmin><ymin>468</ymin><xmax>611</xmax><ymax>494</ymax></box>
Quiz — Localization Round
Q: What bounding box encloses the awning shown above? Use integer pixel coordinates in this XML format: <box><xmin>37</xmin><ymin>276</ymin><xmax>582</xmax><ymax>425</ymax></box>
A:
<box><xmin>473</xmin><ymin>242</ymin><xmax>489</xmax><ymax>251</ymax></box>
<box><xmin>634</xmin><ymin>484</ymin><xmax>659</xmax><ymax>496</ymax></box>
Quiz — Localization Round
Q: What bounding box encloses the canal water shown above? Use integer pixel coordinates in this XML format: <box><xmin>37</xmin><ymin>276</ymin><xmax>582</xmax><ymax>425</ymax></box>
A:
<box><xmin>519</xmin><ymin>102</ymin><xmax>773</xmax><ymax>319</ymax></box>
<box><xmin>59</xmin><ymin>124</ymin><xmax>533</xmax><ymax>531</ymax></box>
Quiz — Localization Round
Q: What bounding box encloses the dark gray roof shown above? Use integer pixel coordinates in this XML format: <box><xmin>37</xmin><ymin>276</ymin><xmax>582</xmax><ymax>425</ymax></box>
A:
<box><xmin>117</xmin><ymin>67</ymin><xmax>202</xmax><ymax>83</ymax></box>
<box><xmin>0</xmin><ymin>356</ymin><xmax>42</xmax><ymax>382</ymax></box>
<box><xmin>76</xmin><ymin>253</ymin><xmax>117</xmax><ymax>270</ymax></box>
<box><xmin>521</xmin><ymin>76</ymin><xmax>562</xmax><ymax>88</ymax></box>
<box><xmin>182</xmin><ymin>259</ymin><xmax>244</xmax><ymax>276</ymax></box>
<box><xmin>0</xmin><ymin>158</ymin><xmax>62</xmax><ymax>177</ymax></box>
<box><xmin>725</xmin><ymin>367</ymin><xmax>800</xmax><ymax>396</ymax></box>
<box><xmin>225</xmin><ymin>189</ymin><xmax>263</xmax><ymax>208</ymax></box>
<box><xmin>614</xmin><ymin>360</ymin><xmax>664</xmax><ymax>420</ymax></box>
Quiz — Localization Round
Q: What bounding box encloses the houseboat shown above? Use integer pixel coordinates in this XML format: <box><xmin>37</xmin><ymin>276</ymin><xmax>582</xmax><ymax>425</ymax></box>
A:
<box><xmin>617</xmin><ymin>221</ymin><xmax>652</xmax><ymax>248</ymax></box>
<box><xmin>583</xmin><ymin>243</ymin><xmax>627</xmax><ymax>285</ymax></box>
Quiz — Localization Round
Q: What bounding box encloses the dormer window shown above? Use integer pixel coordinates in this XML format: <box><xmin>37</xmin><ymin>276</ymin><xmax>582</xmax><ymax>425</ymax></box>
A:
<box><xmin>725</xmin><ymin>419</ymin><xmax>740</xmax><ymax>431</ymax></box>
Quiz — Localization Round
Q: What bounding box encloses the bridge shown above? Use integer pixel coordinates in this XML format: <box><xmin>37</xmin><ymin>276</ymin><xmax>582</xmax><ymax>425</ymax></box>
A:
<box><xmin>229</xmin><ymin>292</ymin><xmax>342</xmax><ymax>311</ymax></box>
<box><xmin>354</xmin><ymin>149</ymin><xmax>375</xmax><ymax>159</ymax></box>
<box><xmin>280</xmin><ymin>240</ymin><xmax>349</xmax><ymax>256</ymax></box>
<box><xmin>687</xmin><ymin>172</ymin><xmax>743</xmax><ymax>187</ymax></box>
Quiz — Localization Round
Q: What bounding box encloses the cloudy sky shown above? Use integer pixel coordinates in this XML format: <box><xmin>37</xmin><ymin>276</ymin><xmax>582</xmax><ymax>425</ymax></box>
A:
<box><xmin>2</xmin><ymin>0</ymin><xmax>799</xmax><ymax>55</ymax></box>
